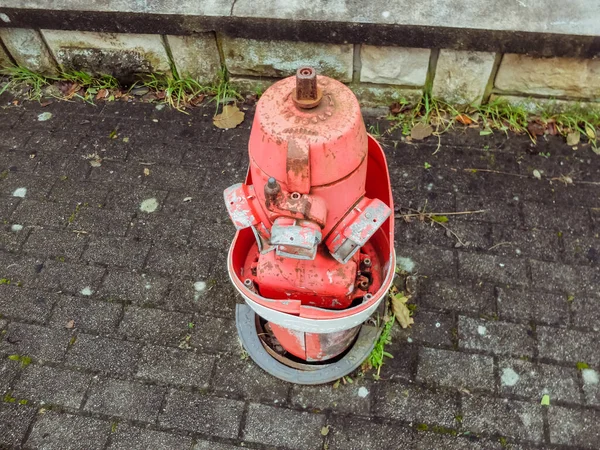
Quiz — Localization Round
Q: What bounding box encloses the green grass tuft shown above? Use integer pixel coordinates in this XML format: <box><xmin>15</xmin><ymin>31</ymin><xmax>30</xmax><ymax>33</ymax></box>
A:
<box><xmin>364</xmin><ymin>315</ymin><xmax>395</xmax><ymax>380</ymax></box>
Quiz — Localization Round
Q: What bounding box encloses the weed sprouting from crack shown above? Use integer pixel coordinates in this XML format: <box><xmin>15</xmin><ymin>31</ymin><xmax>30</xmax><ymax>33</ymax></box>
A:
<box><xmin>363</xmin><ymin>314</ymin><xmax>395</xmax><ymax>380</ymax></box>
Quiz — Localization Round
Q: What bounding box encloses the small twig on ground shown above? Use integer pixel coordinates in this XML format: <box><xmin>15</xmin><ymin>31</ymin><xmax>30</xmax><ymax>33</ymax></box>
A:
<box><xmin>394</xmin><ymin>209</ymin><xmax>487</xmax><ymax>219</ymax></box>
<box><xmin>463</xmin><ymin>168</ymin><xmax>528</xmax><ymax>178</ymax></box>
<box><xmin>435</xmin><ymin>220</ymin><xmax>468</xmax><ymax>247</ymax></box>
<box><xmin>395</xmin><ymin>207</ymin><xmax>487</xmax><ymax>247</ymax></box>
<box><xmin>488</xmin><ymin>242</ymin><xmax>513</xmax><ymax>251</ymax></box>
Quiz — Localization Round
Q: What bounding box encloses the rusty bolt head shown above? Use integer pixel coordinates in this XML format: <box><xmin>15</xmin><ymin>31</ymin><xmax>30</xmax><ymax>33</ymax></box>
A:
<box><xmin>292</xmin><ymin>66</ymin><xmax>323</xmax><ymax>109</ymax></box>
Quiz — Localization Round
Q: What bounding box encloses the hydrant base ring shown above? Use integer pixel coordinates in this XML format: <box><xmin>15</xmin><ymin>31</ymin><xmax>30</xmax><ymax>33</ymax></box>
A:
<box><xmin>235</xmin><ymin>304</ymin><xmax>381</xmax><ymax>385</ymax></box>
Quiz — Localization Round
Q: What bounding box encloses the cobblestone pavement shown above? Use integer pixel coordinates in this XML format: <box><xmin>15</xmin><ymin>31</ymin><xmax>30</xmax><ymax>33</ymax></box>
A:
<box><xmin>0</xmin><ymin>97</ymin><xmax>599</xmax><ymax>450</ymax></box>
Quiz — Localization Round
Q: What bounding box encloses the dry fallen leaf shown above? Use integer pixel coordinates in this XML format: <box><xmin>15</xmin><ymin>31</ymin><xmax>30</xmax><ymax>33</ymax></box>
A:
<box><xmin>527</xmin><ymin>121</ymin><xmax>545</xmax><ymax>137</ymax></box>
<box><xmin>390</xmin><ymin>288</ymin><xmax>414</xmax><ymax>329</ymax></box>
<box><xmin>213</xmin><ymin>104</ymin><xmax>245</xmax><ymax>129</ymax></box>
<box><xmin>189</xmin><ymin>94</ymin><xmax>205</xmax><ymax>107</ymax></box>
<box><xmin>410</xmin><ymin>122</ymin><xmax>433</xmax><ymax>140</ymax></box>
<box><xmin>455</xmin><ymin>114</ymin><xmax>473</xmax><ymax>125</ymax></box>
<box><xmin>64</xmin><ymin>83</ymin><xmax>81</xmax><ymax>100</ymax></box>
<box><xmin>567</xmin><ymin>131</ymin><xmax>581</xmax><ymax>146</ymax></box>
<box><xmin>96</xmin><ymin>89</ymin><xmax>109</xmax><ymax>100</ymax></box>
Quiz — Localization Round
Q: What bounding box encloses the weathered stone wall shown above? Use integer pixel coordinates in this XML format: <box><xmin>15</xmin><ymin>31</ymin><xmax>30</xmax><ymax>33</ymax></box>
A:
<box><xmin>1</xmin><ymin>27</ymin><xmax>599</xmax><ymax>110</ymax></box>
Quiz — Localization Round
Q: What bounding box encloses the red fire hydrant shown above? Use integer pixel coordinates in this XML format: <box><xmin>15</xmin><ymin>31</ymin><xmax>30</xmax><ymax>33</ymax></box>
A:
<box><xmin>224</xmin><ymin>67</ymin><xmax>395</xmax><ymax>384</ymax></box>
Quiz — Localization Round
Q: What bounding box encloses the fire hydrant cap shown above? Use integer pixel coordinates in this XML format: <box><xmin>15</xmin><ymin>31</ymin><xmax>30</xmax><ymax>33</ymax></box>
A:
<box><xmin>250</xmin><ymin>72</ymin><xmax>367</xmax><ymax>187</ymax></box>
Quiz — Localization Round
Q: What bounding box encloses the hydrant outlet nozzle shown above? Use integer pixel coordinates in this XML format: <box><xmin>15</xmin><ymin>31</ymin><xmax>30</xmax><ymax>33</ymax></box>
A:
<box><xmin>292</xmin><ymin>66</ymin><xmax>323</xmax><ymax>109</ymax></box>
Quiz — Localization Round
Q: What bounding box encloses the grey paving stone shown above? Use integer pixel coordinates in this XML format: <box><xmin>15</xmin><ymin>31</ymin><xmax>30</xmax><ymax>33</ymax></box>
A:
<box><xmin>75</xmin><ymin>135</ymin><xmax>131</xmax><ymax>164</ymax></box>
<box><xmin>523</xmin><ymin>201</ymin><xmax>591</xmax><ymax>233</ymax></box>
<box><xmin>191</xmin><ymin>316</ymin><xmax>238</xmax><ymax>353</ymax></box>
<box><xmin>291</xmin><ymin>382</ymin><xmax>372</xmax><ymax>415</ymax></box>
<box><xmin>192</xmin><ymin>441</ymin><xmax>245</xmax><ymax>450</ymax></box>
<box><xmin>98</xmin><ymin>269</ymin><xmax>170</xmax><ymax>305</ymax></box>
<box><xmin>84</xmin><ymin>236</ymin><xmax>151</xmax><ymax>269</ymax></box>
<box><xmin>85</xmin><ymin>378</ymin><xmax>166</xmax><ymax>423</ymax></box>
<box><xmin>136</xmin><ymin>345</ymin><xmax>214</xmax><ymax>388</ymax></box>
<box><xmin>327</xmin><ymin>414</ymin><xmax>417</xmax><ymax>450</ymax></box>
<box><xmin>571</xmin><ymin>296</ymin><xmax>600</xmax><ymax>331</ymax></box>
<box><xmin>0</xmin><ymin>147</ymin><xmax>38</xmax><ymax>173</ymax></box>
<box><xmin>530</xmin><ymin>259</ymin><xmax>600</xmax><ymax>295</ymax></box>
<box><xmin>458</xmin><ymin>316</ymin><xmax>535</xmax><ymax>358</ymax></box>
<box><xmin>496</xmin><ymin>287</ymin><xmax>569</xmax><ymax>325</ymax></box>
<box><xmin>0</xmin><ymin>285</ymin><xmax>59</xmax><ymax>323</ymax></box>
<box><xmin>145</xmin><ymin>243</ymin><xmax>215</xmax><ymax>279</ymax></box>
<box><xmin>142</xmin><ymin>164</ymin><xmax>208</xmax><ymax>191</ymax></box>
<box><xmin>537</xmin><ymin>326</ymin><xmax>600</xmax><ymax>365</ymax></box>
<box><xmin>0</xmin><ymin>222</ymin><xmax>30</xmax><ymax>252</ymax></box>
<box><xmin>498</xmin><ymin>357</ymin><xmax>581</xmax><ymax>404</ymax></box>
<box><xmin>462</xmin><ymin>396</ymin><xmax>544</xmax><ymax>442</ymax></box>
<box><xmin>0</xmin><ymin>359</ymin><xmax>21</xmax><ymax>395</ymax></box>
<box><xmin>26</xmin><ymin>411</ymin><xmax>110</xmax><ymax>450</ymax></box>
<box><xmin>189</xmin><ymin>219</ymin><xmax>236</xmax><ymax>249</ymax></box>
<box><xmin>129</xmin><ymin>214</ymin><xmax>193</xmax><ymax>246</ymax></box>
<box><xmin>23</xmin><ymin>228</ymin><xmax>88</xmax><ymax>260</ymax></box>
<box><xmin>0</xmin><ymin>403</ymin><xmax>36</xmax><ymax>447</ymax></box>
<box><xmin>13</xmin><ymin>364</ymin><xmax>92</xmax><ymax>408</ymax></box>
<box><xmin>119</xmin><ymin>306</ymin><xmax>192</xmax><ymax>345</ymax></box>
<box><xmin>0</xmin><ymin>197</ymin><xmax>21</xmax><ymax>221</ymax></box>
<box><xmin>563</xmin><ymin>232</ymin><xmax>600</xmax><ymax>266</ymax></box>
<box><xmin>419</xmin><ymin>279</ymin><xmax>496</xmax><ymax>315</ymax></box>
<box><xmin>69</xmin><ymin>206</ymin><xmax>133</xmax><ymax>236</ymax></box>
<box><xmin>105</xmin><ymin>185</ymin><xmax>169</xmax><ymax>212</ymax></box>
<box><xmin>34</xmin><ymin>153</ymin><xmax>90</xmax><ymax>180</ymax></box>
<box><xmin>128</xmin><ymin>139</ymin><xmax>187</xmax><ymax>165</ymax></box>
<box><xmin>65</xmin><ymin>334</ymin><xmax>141</xmax><ymax>375</ymax></box>
<box><xmin>458</xmin><ymin>252</ymin><xmax>528</xmax><ymax>286</ymax></box>
<box><xmin>395</xmin><ymin>243</ymin><xmax>456</xmax><ymax>278</ymax></box>
<box><xmin>372</xmin><ymin>381</ymin><xmax>458</xmax><ymax>427</ymax></box>
<box><xmin>25</xmin><ymin>131</ymin><xmax>82</xmax><ymax>156</ymax></box>
<box><xmin>395</xmin><ymin>310</ymin><xmax>454</xmax><ymax>348</ymax></box>
<box><xmin>10</xmin><ymin>199</ymin><xmax>73</xmax><ymax>227</ymax></box>
<box><xmin>455</xmin><ymin>195</ymin><xmax>522</xmax><ymax>226</ymax></box>
<box><xmin>378</xmin><ymin>340</ymin><xmax>419</xmax><ymax>381</ymax></box>
<box><xmin>160</xmin><ymin>389</ymin><xmax>244</xmax><ymax>438</ymax></box>
<box><xmin>0</xmin><ymin>322</ymin><xmax>70</xmax><ymax>363</ymax></box>
<box><xmin>212</xmin><ymin>355</ymin><xmax>290</xmax><ymax>403</ymax></box>
<box><xmin>419</xmin><ymin>220</ymin><xmax>493</xmax><ymax>251</ymax></box>
<box><xmin>0</xmin><ymin>172</ymin><xmax>55</xmax><ymax>200</ymax></box>
<box><xmin>36</xmin><ymin>260</ymin><xmax>105</xmax><ymax>295</ymax></box>
<box><xmin>582</xmin><ymin>368</ymin><xmax>600</xmax><ymax>406</ymax></box>
<box><xmin>163</xmin><ymin>190</ymin><xmax>229</xmax><ymax>221</ymax></box>
<box><xmin>0</xmin><ymin>251</ymin><xmax>44</xmax><ymax>286</ymax></box>
<box><xmin>243</xmin><ymin>403</ymin><xmax>325</xmax><ymax>450</ymax></box>
<box><xmin>164</xmin><ymin>278</ymin><xmax>238</xmax><ymax>317</ymax></box>
<box><xmin>490</xmin><ymin>225</ymin><xmax>561</xmax><ymax>261</ymax></box>
<box><xmin>88</xmin><ymin>160</ymin><xmax>144</xmax><ymax>185</ymax></box>
<box><xmin>49</xmin><ymin>296</ymin><xmax>122</xmax><ymax>333</ymax></box>
<box><xmin>108</xmin><ymin>424</ymin><xmax>193</xmax><ymax>450</ymax></box>
<box><xmin>49</xmin><ymin>180</ymin><xmax>109</xmax><ymax>206</ymax></box>
<box><xmin>417</xmin><ymin>347</ymin><xmax>495</xmax><ymax>391</ymax></box>
<box><xmin>548</xmin><ymin>406</ymin><xmax>600</xmax><ymax>448</ymax></box>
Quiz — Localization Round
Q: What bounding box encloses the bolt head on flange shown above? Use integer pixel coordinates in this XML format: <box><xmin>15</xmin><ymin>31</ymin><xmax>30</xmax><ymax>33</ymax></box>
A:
<box><xmin>292</xmin><ymin>66</ymin><xmax>323</xmax><ymax>109</ymax></box>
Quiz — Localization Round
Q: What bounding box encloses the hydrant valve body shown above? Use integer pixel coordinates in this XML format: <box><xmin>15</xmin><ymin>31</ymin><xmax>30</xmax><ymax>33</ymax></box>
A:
<box><xmin>224</xmin><ymin>68</ymin><xmax>395</xmax><ymax>364</ymax></box>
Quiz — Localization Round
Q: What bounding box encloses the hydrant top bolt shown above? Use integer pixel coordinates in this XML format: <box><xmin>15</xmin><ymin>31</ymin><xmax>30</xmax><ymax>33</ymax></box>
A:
<box><xmin>292</xmin><ymin>66</ymin><xmax>323</xmax><ymax>109</ymax></box>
